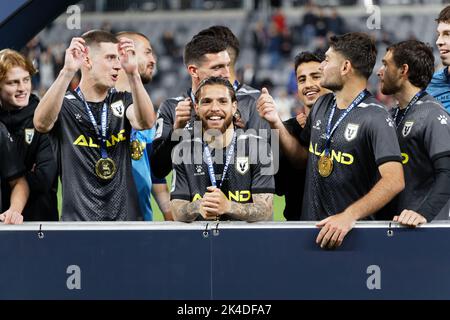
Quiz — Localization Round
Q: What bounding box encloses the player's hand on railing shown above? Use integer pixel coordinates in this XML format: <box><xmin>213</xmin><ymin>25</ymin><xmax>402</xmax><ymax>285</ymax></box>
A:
<box><xmin>0</xmin><ymin>209</ymin><xmax>23</xmax><ymax>224</ymax></box>
<box><xmin>393</xmin><ymin>209</ymin><xmax>427</xmax><ymax>227</ymax></box>
<box><xmin>316</xmin><ymin>212</ymin><xmax>356</xmax><ymax>250</ymax></box>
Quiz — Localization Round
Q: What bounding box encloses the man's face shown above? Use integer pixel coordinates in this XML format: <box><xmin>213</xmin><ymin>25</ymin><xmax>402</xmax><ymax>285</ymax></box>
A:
<box><xmin>195</xmin><ymin>50</ymin><xmax>231</xmax><ymax>82</ymax></box>
<box><xmin>195</xmin><ymin>84</ymin><xmax>236</xmax><ymax>133</ymax></box>
<box><xmin>377</xmin><ymin>50</ymin><xmax>402</xmax><ymax>95</ymax></box>
<box><xmin>134</xmin><ymin>36</ymin><xmax>156</xmax><ymax>84</ymax></box>
<box><xmin>296</xmin><ymin>61</ymin><xmax>328</xmax><ymax>108</ymax></box>
<box><xmin>88</xmin><ymin>42</ymin><xmax>121</xmax><ymax>89</ymax></box>
<box><xmin>320</xmin><ymin>47</ymin><xmax>345</xmax><ymax>92</ymax></box>
<box><xmin>0</xmin><ymin>66</ymin><xmax>31</xmax><ymax>109</ymax></box>
<box><xmin>436</xmin><ymin>22</ymin><xmax>450</xmax><ymax>66</ymax></box>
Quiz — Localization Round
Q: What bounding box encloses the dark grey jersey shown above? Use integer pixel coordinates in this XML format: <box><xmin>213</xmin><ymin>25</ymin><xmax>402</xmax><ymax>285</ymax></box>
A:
<box><xmin>300</xmin><ymin>93</ymin><xmax>402</xmax><ymax>221</ymax></box>
<box><xmin>392</xmin><ymin>94</ymin><xmax>450</xmax><ymax>214</ymax></box>
<box><xmin>50</xmin><ymin>90</ymin><xmax>140</xmax><ymax>221</ymax></box>
<box><xmin>151</xmin><ymin>84</ymin><xmax>271</xmax><ymax>179</ymax></box>
<box><xmin>171</xmin><ymin>130</ymin><xmax>275</xmax><ymax>221</ymax></box>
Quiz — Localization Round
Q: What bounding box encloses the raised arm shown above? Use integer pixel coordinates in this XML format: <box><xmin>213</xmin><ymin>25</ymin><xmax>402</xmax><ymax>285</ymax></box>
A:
<box><xmin>257</xmin><ymin>87</ymin><xmax>308</xmax><ymax>166</ymax></box>
<box><xmin>0</xmin><ymin>176</ymin><xmax>29</xmax><ymax>224</ymax></box>
<box><xmin>119</xmin><ymin>37</ymin><xmax>155</xmax><ymax>130</ymax></box>
<box><xmin>34</xmin><ymin>37</ymin><xmax>86</xmax><ymax>133</ymax></box>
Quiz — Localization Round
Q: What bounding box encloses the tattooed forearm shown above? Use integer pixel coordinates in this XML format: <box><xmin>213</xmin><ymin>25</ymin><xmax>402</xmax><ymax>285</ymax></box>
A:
<box><xmin>170</xmin><ymin>199</ymin><xmax>201</xmax><ymax>222</ymax></box>
<box><xmin>227</xmin><ymin>193</ymin><xmax>273</xmax><ymax>222</ymax></box>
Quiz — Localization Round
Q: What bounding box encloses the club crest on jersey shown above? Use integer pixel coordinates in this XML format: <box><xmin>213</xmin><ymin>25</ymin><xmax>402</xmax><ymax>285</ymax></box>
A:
<box><xmin>24</xmin><ymin>128</ymin><xmax>34</xmax><ymax>144</ymax></box>
<box><xmin>236</xmin><ymin>157</ymin><xmax>249</xmax><ymax>175</ymax></box>
<box><xmin>402</xmin><ymin>121</ymin><xmax>414</xmax><ymax>137</ymax></box>
<box><xmin>344</xmin><ymin>123</ymin><xmax>359</xmax><ymax>141</ymax></box>
<box><xmin>111</xmin><ymin>100</ymin><xmax>124</xmax><ymax>118</ymax></box>
<box><xmin>313</xmin><ymin>120</ymin><xmax>322</xmax><ymax>130</ymax></box>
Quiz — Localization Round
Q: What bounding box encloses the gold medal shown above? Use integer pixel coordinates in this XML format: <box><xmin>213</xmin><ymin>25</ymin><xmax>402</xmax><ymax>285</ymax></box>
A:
<box><xmin>318</xmin><ymin>155</ymin><xmax>333</xmax><ymax>177</ymax></box>
<box><xmin>95</xmin><ymin>158</ymin><xmax>117</xmax><ymax>180</ymax></box>
<box><xmin>130</xmin><ymin>139</ymin><xmax>143</xmax><ymax>160</ymax></box>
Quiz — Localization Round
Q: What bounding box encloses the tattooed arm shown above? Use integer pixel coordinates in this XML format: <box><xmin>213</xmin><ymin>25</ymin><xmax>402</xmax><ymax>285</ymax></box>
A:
<box><xmin>170</xmin><ymin>199</ymin><xmax>203</xmax><ymax>222</ymax></box>
<box><xmin>201</xmin><ymin>187</ymin><xmax>273</xmax><ymax>222</ymax></box>
<box><xmin>228</xmin><ymin>193</ymin><xmax>273</xmax><ymax>222</ymax></box>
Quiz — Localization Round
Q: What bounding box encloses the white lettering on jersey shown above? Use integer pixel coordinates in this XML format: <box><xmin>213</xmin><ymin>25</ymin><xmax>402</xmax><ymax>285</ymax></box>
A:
<box><xmin>344</xmin><ymin>123</ymin><xmax>359</xmax><ymax>141</ymax></box>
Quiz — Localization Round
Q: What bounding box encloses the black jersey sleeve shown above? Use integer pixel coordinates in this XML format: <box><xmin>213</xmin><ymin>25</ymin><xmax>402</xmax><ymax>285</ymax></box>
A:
<box><xmin>369</xmin><ymin>109</ymin><xmax>403</xmax><ymax>165</ymax></box>
<box><xmin>423</xmin><ymin>107</ymin><xmax>450</xmax><ymax>161</ymax></box>
<box><xmin>150</xmin><ymin>100</ymin><xmax>180</xmax><ymax>179</ymax></box>
<box><xmin>248</xmin><ymin>136</ymin><xmax>275</xmax><ymax>194</ymax></box>
<box><xmin>417</xmin><ymin>155</ymin><xmax>450</xmax><ymax>221</ymax></box>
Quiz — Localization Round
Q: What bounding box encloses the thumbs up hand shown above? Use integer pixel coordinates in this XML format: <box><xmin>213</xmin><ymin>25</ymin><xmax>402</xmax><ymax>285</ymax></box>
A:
<box><xmin>257</xmin><ymin>87</ymin><xmax>281</xmax><ymax>127</ymax></box>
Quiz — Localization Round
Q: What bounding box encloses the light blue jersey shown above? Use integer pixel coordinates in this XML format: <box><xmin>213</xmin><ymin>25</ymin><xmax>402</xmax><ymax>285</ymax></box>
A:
<box><xmin>131</xmin><ymin>127</ymin><xmax>155</xmax><ymax>221</ymax></box>
<box><xmin>427</xmin><ymin>67</ymin><xmax>450</xmax><ymax>112</ymax></box>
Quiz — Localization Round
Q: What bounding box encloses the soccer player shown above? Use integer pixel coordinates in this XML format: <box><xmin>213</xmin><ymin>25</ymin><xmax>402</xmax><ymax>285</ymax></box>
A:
<box><xmin>150</xmin><ymin>35</ymin><xmax>231</xmax><ymax>179</ymax></box>
<box><xmin>0</xmin><ymin>49</ymin><xmax>58</xmax><ymax>221</ymax></box>
<box><xmin>33</xmin><ymin>30</ymin><xmax>155</xmax><ymax>221</ymax></box>
<box><xmin>170</xmin><ymin>77</ymin><xmax>274</xmax><ymax>222</ymax></box>
<box><xmin>258</xmin><ymin>32</ymin><xmax>404</xmax><ymax>249</ymax></box>
<box><xmin>0</xmin><ymin>122</ymin><xmax>29</xmax><ymax>224</ymax></box>
<box><xmin>378</xmin><ymin>40</ymin><xmax>450</xmax><ymax>226</ymax></box>
<box><xmin>427</xmin><ymin>5</ymin><xmax>450</xmax><ymax>112</ymax></box>
<box><xmin>115</xmin><ymin>31</ymin><xmax>172</xmax><ymax>221</ymax></box>
<box><xmin>275</xmin><ymin>51</ymin><xmax>330</xmax><ymax>221</ymax></box>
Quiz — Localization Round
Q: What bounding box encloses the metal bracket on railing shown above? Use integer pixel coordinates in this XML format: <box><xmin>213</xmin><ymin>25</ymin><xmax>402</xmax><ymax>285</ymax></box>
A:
<box><xmin>202</xmin><ymin>223</ymin><xmax>209</xmax><ymax>238</ymax></box>
<box><xmin>213</xmin><ymin>223</ymin><xmax>220</xmax><ymax>237</ymax></box>
<box><xmin>387</xmin><ymin>222</ymin><xmax>394</xmax><ymax>237</ymax></box>
<box><xmin>37</xmin><ymin>224</ymin><xmax>45</xmax><ymax>239</ymax></box>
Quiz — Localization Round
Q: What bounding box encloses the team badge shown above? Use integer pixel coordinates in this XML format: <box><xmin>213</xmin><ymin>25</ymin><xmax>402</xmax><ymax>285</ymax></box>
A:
<box><xmin>24</xmin><ymin>128</ymin><xmax>35</xmax><ymax>145</ymax></box>
<box><xmin>344</xmin><ymin>123</ymin><xmax>359</xmax><ymax>141</ymax></box>
<box><xmin>402</xmin><ymin>121</ymin><xmax>414</xmax><ymax>137</ymax></box>
<box><xmin>236</xmin><ymin>157</ymin><xmax>249</xmax><ymax>175</ymax></box>
<box><xmin>313</xmin><ymin>120</ymin><xmax>322</xmax><ymax>130</ymax></box>
<box><xmin>111</xmin><ymin>100</ymin><xmax>125</xmax><ymax>118</ymax></box>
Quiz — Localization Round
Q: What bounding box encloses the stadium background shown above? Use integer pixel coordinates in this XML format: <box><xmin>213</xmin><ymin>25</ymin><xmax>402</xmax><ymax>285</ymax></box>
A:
<box><xmin>11</xmin><ymin>0</ymin><xmax>449</xmax><ymax>221</ymax></box>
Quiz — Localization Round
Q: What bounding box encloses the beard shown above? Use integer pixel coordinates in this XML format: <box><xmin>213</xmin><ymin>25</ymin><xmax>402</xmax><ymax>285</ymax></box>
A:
<box><xmin>201</xmin><ymin>113</ymin><xmax>234</xmax><ymax>133</ymax></box>
<box><xmin>321</xmin><ymin>76</ymin><xmax>344</xmax><ymax>92</ymax></box>
<box><xmin>380</xmin><ymin>79</ymin><xmax>401</xmax><ymax>95</ymax></box>
<box><xmin>140</xmin><ymin>72</ymin><xmax>152</xmax><ymax>84</ymax></box>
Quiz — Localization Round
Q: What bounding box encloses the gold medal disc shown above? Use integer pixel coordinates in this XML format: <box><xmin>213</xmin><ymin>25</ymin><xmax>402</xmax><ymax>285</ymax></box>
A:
<box><xmin>130</xmin><ymin>140</ymin><xmax>143</xmax><ymax>160</ymax></box>
<box><xmin>318</xmin><ymin>155</ymin><xmax>333</xmax><ymax>177</ymax></box>
<box><xmin>95</xmin><ymin>158</ymin><xmax>117</xmax><ymax>180</ymax></box>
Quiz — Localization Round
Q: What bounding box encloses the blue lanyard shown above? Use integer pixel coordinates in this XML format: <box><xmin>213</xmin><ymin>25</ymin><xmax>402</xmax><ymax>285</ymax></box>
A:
<box><xmin>189</xmin><ymin>88</ymin><xmax>196</xmax><ymax>105</ymax></box>
<box><xmin>325</xmin><ymin>90</ymin><xmax>368</xmax><ymax>154</ymax></box>
<box><xmin>393</xmin><ymin>90</ymin><xmax>424</xmax><ymax>128</ymax></box>
<box><xmin>203</xmin><ymin>132</ymin><xmax>237</xmax><ymax>189</ymax></box>
<box><xmin>75</xmin><ymin>87</ymin><xmax>110</xmax><ymax>159</ymax></box>
<box><xmin>233</xmin><ymin>80</ymin><xmax>239</xmax><ymax>91</ymax></box>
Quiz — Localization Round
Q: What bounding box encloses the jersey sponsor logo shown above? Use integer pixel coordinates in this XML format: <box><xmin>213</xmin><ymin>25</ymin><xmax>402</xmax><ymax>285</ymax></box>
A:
<box><xmin>386</xmin><ymin>118</ymin><xmax>394</xmax><ymax>127</ymax></box>
<box><xmin>111</xmin><ymin>100</ymin><xmax>125</xmax><ymax>118</ymax></box>
<box><xmin>73</xmin><ymin>129</ymin><xmax>127</xmax><ymax>147</ymax></box>
<box><xmin>309</xmin><ymin>142</ymin><xmax>354</xmax><ymax>165</ymax></box>
<box><xmin>236</xmin><ymin>157</ymin><xmax>249</xmax><ymax>175</ymax></box>
<box><xmin>24</xmin><ymin>128</ymin><xmax>34</xmax><ymax>145</ymax></box>
<box><xmin>194</xmin><ymin>165</ymin><xmax>205</xmax><ymax>176</ymax></box>
<box><xmin>344</xmin><ymin>123</ymin><xmax>359</xmax><ymax>141</ymax></box>
<box><xmin>401</xmin><ymin>153</ymin><xmax>409</xmax><ymax>165</ymax></box>
<box><xmin>313</xmin><ymin>120</ymin><xmax>322</xmax><ymax>131</ymax></box>
<box><xmin>438</xmin><ymin>114</ymin><xmax>448</xmax><ymax>125</ymax></box>
<box><xmin>192</xmin><ymin>190</ymin><xmax>251</xmax><ymax>203</ymax></box>
<box><xmin>402</xmin><ymin>121</ymin><xmax>414</xmax><ymax>137</ymax></box>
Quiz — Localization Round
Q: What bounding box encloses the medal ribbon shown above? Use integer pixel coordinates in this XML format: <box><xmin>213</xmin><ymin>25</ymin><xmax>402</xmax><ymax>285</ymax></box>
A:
<box><xmin>324</xmin><ymin>90</ymin><xmax>368</xmax><ymax>155</ymax></box>
<box><xmin>75</xmin><ymin>87</ymin><xmax>110</xmax><ymax>159</ymax></box>
<box><xmin>203</xmin><ymin>132</ymin><xmax>237</xmax><ymax>189</ymax></box>
<box><xmin>393</xmin><ymin>90</ymin><xmax>425</xmax><ymax>128</ymax></box>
